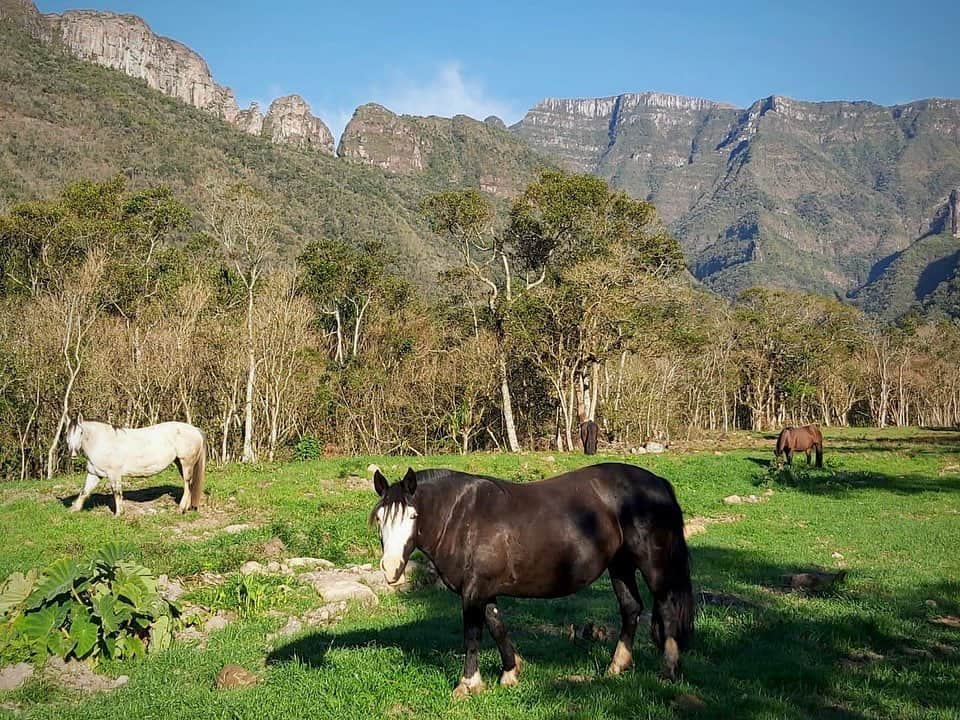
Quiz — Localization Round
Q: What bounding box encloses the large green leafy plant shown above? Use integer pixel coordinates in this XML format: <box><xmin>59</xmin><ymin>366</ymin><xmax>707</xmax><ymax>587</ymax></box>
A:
<box><xmin>0</xmin><ymin>543</ymin><xmax>179</xmax><ymax>663</ymax></box>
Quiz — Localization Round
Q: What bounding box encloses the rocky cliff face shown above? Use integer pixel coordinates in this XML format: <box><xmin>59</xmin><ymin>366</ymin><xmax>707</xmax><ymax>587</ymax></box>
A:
<box><xmin>263</xmin><ymin>95</ymin><xmax>335</xmax><ymax>155</ymax></box>
<box><xmin>9</xmin><ymin>1</ymin><xmax>335</xmax><ymax>152</ymax></box>
<box><xmin>46</xmin><ymin>10</ymin><xmax>241</xmax><ymax>122</ymax></box>
<box><xmin>234</xmin><ymin>102</ymin><xmax>264</xmax><ymax>136</ymax></box>
<box><xmin>515</xmin><ymin>92</ymin><xmax>960</xmax><ymax>301</ymax></box>
<box><xmin>0</xmin><ymin>0</ymin><xmax>44</xmax><ymax>37</ymax></box>
<box><xmin>338</xmin><ymin>104</ymin><xmax>426</xmax><ymax>174</ymax></box>
<box><xmin>339</xmin><ymin>104</ymin><xmax>547</xmax><ymax>197</ymax></box>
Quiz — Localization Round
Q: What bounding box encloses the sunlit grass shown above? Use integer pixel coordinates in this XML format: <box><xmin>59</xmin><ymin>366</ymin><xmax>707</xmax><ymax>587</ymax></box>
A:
<box><xmin>1</xmin><ymin>428</ymin><xmax>959</xmax><ymax>719</ymax></box>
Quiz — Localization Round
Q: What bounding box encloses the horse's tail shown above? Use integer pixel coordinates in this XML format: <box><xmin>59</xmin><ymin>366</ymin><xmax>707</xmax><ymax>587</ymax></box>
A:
<box><xmin>189</xmin><ymin>433</ymin><xmax>206</xmax><ymax>510</ymax></box>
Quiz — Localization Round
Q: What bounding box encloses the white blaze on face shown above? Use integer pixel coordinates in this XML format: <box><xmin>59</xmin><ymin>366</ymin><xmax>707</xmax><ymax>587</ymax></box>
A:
<box><xmin>66</xmin><ymin>423</ymin><xmax>82</xmax><ymax>458</ymax></box>
<box><xmin>377</xmin><ymin>502</ymin><xmax>417</xmax><ymax>584</ymax></box>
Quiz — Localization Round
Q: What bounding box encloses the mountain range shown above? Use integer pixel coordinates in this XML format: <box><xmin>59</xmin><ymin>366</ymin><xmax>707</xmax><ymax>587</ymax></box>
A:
<box><xmin>2</xmin><ymin>0</ymin><xmax>959</xmax><ymax>318</ymax></box>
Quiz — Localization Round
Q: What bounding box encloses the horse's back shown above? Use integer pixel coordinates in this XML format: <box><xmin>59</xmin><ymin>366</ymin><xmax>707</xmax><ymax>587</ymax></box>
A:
<box><xmin>420</xmin><ymin>463</ymin><xmax>683</xmax><ymax>598</ymax></box>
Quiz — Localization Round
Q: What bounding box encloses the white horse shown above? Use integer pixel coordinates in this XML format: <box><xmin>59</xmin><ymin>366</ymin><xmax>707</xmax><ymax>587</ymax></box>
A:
<box><xmin>65</xmin><ymin>414</ymin><xmax>206</xmax><ymax>516</ymax></box>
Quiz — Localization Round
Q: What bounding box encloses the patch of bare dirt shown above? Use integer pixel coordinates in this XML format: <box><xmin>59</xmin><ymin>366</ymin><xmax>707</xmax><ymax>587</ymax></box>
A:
<box><xmin>776</xmin><ymin>570</ymin><xmax>847</xmax><ymax>594</ymax></box>
<box><xmin>930</xmin><ymin>615</ymin><xmax>960</xmax><ymax>629</ymax></box>
<box><xmin>43</xmin><ymin>657</ymin><xmax>128</xmax><ymax>693</ymax></box>
<box><xmin>553</xmin><ymin>674</ymin><xmax>593</xmax><ymax>685</ymax></box>
<box><xmin>684</xmin><ymin>513</ymin><xmax>742</xmax><ymax>539</ymax></box>
<box><xmin>840</xmin><ymin>649</ymin><xmax>884</xmax><ymax>671</ymax></box>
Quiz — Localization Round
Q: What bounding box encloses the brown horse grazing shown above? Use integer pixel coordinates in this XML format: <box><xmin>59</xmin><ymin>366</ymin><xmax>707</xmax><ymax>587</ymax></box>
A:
<box><xmin>775</xmin><ymin>424</ymin><xmax>824</xmax><ymax>467</ymax></box>
<box><xmin>370</xmin><ymin>462</ymin><xmax>694</xmax><ymax>697</ymax></box>
<box><xmin>580</xmin><ymin>419</ymin><xmax>599</xmax><ymax>455</ymax></box>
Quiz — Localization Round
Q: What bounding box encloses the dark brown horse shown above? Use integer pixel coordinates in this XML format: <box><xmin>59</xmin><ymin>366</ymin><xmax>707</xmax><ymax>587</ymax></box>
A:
<box><xmin>775</xmin><ymin>424</ymin><xmax>824</xmax><ymax>467</ymax></box>
<box><xmin>580</xmin><ymin>419</ymin><xmax>599</xmax><ymax>455</ymax></box>
<box><xmin>371</xmin><ymin>462</ymin><xmax>694</xmax><ymax>696</ymax></box>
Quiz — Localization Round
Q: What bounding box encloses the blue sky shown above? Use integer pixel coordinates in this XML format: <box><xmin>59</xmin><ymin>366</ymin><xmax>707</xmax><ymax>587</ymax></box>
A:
<box><xmin>37</xmin><ymin>0</ymin><xmax>960</xmax><ymax>142</ymax></box>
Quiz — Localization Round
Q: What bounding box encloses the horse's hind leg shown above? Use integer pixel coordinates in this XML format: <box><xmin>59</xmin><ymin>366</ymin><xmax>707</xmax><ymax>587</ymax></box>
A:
<box><xmin>176</xmin><ymin>457</ymin><xmax>191</xmax><ymax>513</ymax></box>
<box><xmin>71</xmin><ymin>473</ymin><xmax>101</xmax><ymax>512</ymax></box>
<box><xmin>485</xmin><ymin>600</ymin><xmax>522</xmax><ymax>686</ymax></box>
<box><xmin>607</xmin><ymin>556</ymin><xmax>644</xmax><ymax>676</ymax></box>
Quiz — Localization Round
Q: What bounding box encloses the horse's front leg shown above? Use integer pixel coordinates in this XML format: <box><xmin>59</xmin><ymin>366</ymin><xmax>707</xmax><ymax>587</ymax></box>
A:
<box><xmin>453</xmin><ymin>600</ymin><xmax>487</xmax><ymax>699</ymax></box>
<box><xmin>485</xmin><ymin>600</ymin><xmax>522</xmax><ymax>686</ymax></box>
<box><xmin>607</xmin><ymin>561</ymin><xmax>644</xmax><ymax>676</ymax></box>
<box><xmin>109</xmin><ymin>474</ymin><xmax>124</xmax><ymax>516</ymax></box>
<box><xmin>71</xmin><ymin>473</ymin><xmax>101</xmax><ymax>512</ymax></box>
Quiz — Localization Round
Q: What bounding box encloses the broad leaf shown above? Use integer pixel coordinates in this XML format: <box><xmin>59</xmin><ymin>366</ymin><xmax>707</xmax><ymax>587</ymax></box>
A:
<box><xmin>46</xmin><ymin>628</ymin><xmax>75</xmax><ymax>658</ymax></box>
<box><xmin>69</xmin><ymin>607</ymin><xmax>99</xmax><ymax>659</ymax></box>
<box><xmin>91</xmin><ymin>593</ymin><xmax>120</xmax><ymax>633</ymax></box>
<box><xmin>0</xmin><ymin>569</ymin><xmax>37</xmax><ymax>617</ymax></box>
<box><xmin>92</xmin><ymin>543</ymin><xmax>137</xmax><ymax>572</ymax></box>
<box><xmin>113</xmin><ymin>573</ymin><xmax>148</xmax><ymax>609</ymax></box>
<box><xmin>31</xmin><ymin>559</ymin><xmax>82</xmax><ymax>606</ymax></box>
<box><xmin>148</xmin><ymin>615</ymin><xmax>170</xmax><ymax>654</ymax></box>
<box><xmin>14</xmin><ymin>605</ymin><xmax>59</xmax><ymax>644</ymax></box>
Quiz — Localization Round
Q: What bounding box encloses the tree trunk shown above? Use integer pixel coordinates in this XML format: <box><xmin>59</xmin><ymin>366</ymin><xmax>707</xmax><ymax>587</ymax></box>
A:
<box><xmin>242</xmin><ymin>283</ymin><xmax>257</xmax><ymax>462</ymax></box>
<box><xmin>46</xmin><ymin>363</ymin><xmax>81</xmax><ymax>479</ymax></box>
<box><xmin>499</xmin><ymin>351</ymin><xmax>521</xmax><ymax>452</ymax></box>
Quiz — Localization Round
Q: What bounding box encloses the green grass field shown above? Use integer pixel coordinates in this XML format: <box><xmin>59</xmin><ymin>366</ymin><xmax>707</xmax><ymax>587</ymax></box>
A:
<box><xmin>1</xmin><ymin>428</ymin><xmax>959</xmax><ymax>719</ymax></box>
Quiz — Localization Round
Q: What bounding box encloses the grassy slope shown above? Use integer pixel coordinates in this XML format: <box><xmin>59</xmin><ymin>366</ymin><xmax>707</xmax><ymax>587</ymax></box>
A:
<box><xmin>850</xmin><ymin>232</ymin><xmax>960</xmax><ymax>319</ymax></box>
<box><xmin>1</xmin><ymin>428</ymin><xmax>959</xmax><ymax>719</ymax></box>
<box><xmin>0</xmin><ymin>26</ymin><xmax>459</xmax><ymax>283</ymax></box>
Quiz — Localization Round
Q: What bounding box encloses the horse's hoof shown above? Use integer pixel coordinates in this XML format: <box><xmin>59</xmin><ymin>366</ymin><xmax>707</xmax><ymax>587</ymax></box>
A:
<box><xmin>606</xmin><ymin>640</ymin><xmax>633</xmax><ymax>676</ymax></box>
<box><xmin>69</xmin><ymin>504</ymin><xmax>81</xmax><ymax>513</ymax></box>
<box><xmin>606</xmin><ymin>661</ymin><xmax>630</xmax><ymax>676</ymax></box>
<box><xmin>452</xmin><ymin>673</ymin><xmax>485</xmax><ymax>699</ymax></box>
<box><xmin>499</xmin><ymin>656</ymin><xmax>522</xmax><ymax>686</ymax></box>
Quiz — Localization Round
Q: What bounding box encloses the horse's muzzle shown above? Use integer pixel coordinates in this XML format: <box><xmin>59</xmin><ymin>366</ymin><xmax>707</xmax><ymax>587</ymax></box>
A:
<box><xmin>380</xmin><ymin>561</ymin><xmax>404</xmax><ymax>586</ymax></box>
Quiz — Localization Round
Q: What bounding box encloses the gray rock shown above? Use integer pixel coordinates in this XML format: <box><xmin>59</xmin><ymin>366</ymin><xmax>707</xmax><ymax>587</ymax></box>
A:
<box><xmin>287</xmin><ymin>557</ymin><xmax>334</xmax><ymax>570</ymax></box>
<box><xmin>307</xmin><ymin>576</ymin><xmax>378</xmax><ymax>606</ymax></box>
<box><xmin>267</xmin><ymin>616</ymin><xmax>303</xmax><ymax>642</ymax></box>
<box><xmin>157</xmin><ymin>574</ymin><xmax>185</xmax><ymax>602</ymax></box>
<box><xmin>239</xmin><ymin>561</ymin><xmax>265</xmax><ymax>575</ymax></box>
<box><xmin>205</xmin><ymin>613</ymin><xmax>231</xmax><ymax>632</ymax></box>
<box><xmin>644</xmin><ymin>441</ymin><xmax>666</xmax><ymax>453</ymax></box>
<box><xmin>223</xmin><ymin>523</ymin><xmax>255</xmax><ymax>534</ymax></box>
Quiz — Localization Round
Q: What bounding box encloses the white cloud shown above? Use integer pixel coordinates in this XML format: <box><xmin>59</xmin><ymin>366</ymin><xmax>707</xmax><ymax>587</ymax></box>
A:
<box><xmin>374</xmin><ymin>62</ymin><xmax>521</xmax><ymax>126</ymax></box>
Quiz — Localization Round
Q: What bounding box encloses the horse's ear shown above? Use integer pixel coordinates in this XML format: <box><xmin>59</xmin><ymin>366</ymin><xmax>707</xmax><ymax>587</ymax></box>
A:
<box><xmin>402</xmin><ymin>467</ymin><xmax>417</xmax><ymax>495</ymax></box>
<box><xmin>373</xmin><ymin>469</ymin><xmax>389</xmax><ymax>497</ymax></box>
<box><xmin>76</xmin><ymin>411</ymin><xmax>83</xmax><ymax>425</ymax></box>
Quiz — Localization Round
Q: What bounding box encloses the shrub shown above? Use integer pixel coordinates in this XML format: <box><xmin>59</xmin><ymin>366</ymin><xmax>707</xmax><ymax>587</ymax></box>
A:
<box><xmin>0</xmin><ymin>543</ymin><xmax>179</xmax><ymax>663</ymax></box>
<box><xmin>294</xmin><ymin>436</ymin><xmax>322</xmax><ymax>461</ymax></box>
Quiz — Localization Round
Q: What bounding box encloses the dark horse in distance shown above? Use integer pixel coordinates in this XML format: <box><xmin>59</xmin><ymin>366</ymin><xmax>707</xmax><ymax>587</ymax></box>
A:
<box><xmin>580</xmin><ymin>419</ymin><xmax>599</xmax><ymax>455</ymax></box>
<box><xmin>775</xmin><ymin>424</ymin><xmax>824</xmax><ymax>467</ymax></box>
<box><xmin>370</xmin><ymin>462</ymin><xmax>694</xmax><ymax>696</ymax></box>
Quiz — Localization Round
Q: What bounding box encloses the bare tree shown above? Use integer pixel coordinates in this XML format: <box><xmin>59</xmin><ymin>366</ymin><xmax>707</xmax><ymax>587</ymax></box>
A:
<box><xmin>44</xmin><ymin>249</ymin><xmax>106</xmax><ymax>477</ymax></box>
<box><xmin>201</xmin><ymin>177</ymin><xmax>279</xmax><ymax>463</ymax></box>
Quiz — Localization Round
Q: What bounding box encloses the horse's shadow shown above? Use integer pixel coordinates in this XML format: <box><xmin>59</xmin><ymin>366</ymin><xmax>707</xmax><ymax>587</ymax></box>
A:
<box><xmin>268</xmin><ymin>591</ymin><xmax>462</xmax><ymax>672</ymax></box>
<box><xmin>59</xmin><ymin>484</ymin><xmax>183</xmax><ymax>510</ymax></box>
